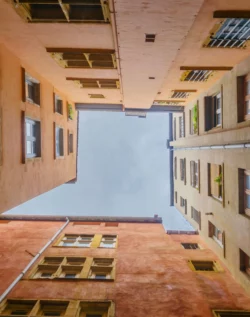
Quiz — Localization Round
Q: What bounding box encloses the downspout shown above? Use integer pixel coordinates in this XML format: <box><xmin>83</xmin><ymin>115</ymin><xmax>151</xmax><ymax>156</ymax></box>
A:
<box><xmin>109</xmin><ymin>0</ymin><xmax>124</xmax><ymax>109</ymax></box>
<box><xmin>0</xmin><ymin>217</ymin><xmax>70</xmax><ymax>303</ymax></box>
<box><xmin>171</xmin><ymin>142</ymin><xmax>250</xmax><ymax>151</ymax></box>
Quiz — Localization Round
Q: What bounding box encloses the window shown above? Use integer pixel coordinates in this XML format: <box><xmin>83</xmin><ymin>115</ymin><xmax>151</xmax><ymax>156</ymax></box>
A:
<box><xmin>0</xmin><ymin>300</ymin><xmax>69</xmax><ymax>316</ymax></box>
<box><xmin>47</xmin><ymin>48</ymin><xmax>116</xmax><ymax>69</ymax></box>
<box><xmin>191</xmin><ymin>207</ymin><xmax>201</xmax><ymax>230</ymax></box>
<box><xmin>145</xmin><ymin>34</ymin><xmax>156</xmax><ymax>42</ymax></box>
<box><xmin>180</xmin><ymin>197</ymin><xmax>185</xmax><ymax>207</ymax></box>
<box><xmin>79</xmin><ymin>301</ymin><xmax>113</xmax><ymax>317</ymax></box>
<box><xmin>22</xmin><ymin>69</ymin><xmax>40</xmax><ymax>105</ymax></box>
<box><xmin>171</xmin><ymin>90</ymin><xmax>197</xmax><ymax>98</ymax></box>
<box><xmin>189</xmin><ymin>104</ymin><xmax>198</xmax><ymax>135</ymax></box>
<box><xmin>190</xmin><ymin>160</ymin><xmax>199</xmax><ymax>189</ymax></box>
<box><xmin>88</xmin><ymin>258</ymin><xmax>114</xmax><ymax>280</ymax></box>
<box><xmin>0</xmin><ymin>301</ymin><xmax>114</xmax><ymax>317</ymax></box>
<box><xmin>182</xmin><ymin>243</ymin><xmax>199</xmax><ymax>250</ymax></box>
<box><xmin>208</xmin><ymin>163</ymin><xmax>223</xmax><ymax>201</ymax></box>
<box><xmin>59</xmin><ymin>234</ymin><xmax>94</xmax><ymax>247</ymax></box>
<box><xmin>180</xmin><ymin>158</ymin><xmax>186</xmax><ymax>184</ymax></box>
<box><xmin>99</xmin><ymin>235</ymin><xmax>117</xmax><ymax>248</ymax></box>
<box><xmin>31</xmin><ymin>256</ymin><xmax>114</xmax><ymax>280</ymax></box>
<box><xmin>89</xmin><ymin>94</ymin><xmax>105</xmax><ymax>99</ymax></box>
<box><xmin>54</xmin><ymin>94</ymin><xmax>63</xmax><ymax>114</ymax></box>
<box><xmin>179</xmin><ymin>115</ymin><xmax>185</xmax><ymax>138</ymax></box>
<box><xmin>13</xmin><ymin>1</ymin><xmax>110</xmax><ymax>23</ymax></box>
<box><xmin>25</xmin><ymin>118</ymin><xmax>41</xmax><ymax>158</ymax></box>
<box><xmin>238</xmin><ymin>169</ymin><xmax>250</xmax><ymax>217</ymax></box>
<box><xmin>66</xmin><ymin>78</ymin><xmax>119</xmax><ymax>89</ymax></box>
<box><xmin>189</xmin><ymin>260</ymin><xmax>222</xmax><ymax>272</ymax></box>
<box><xmin>240</xmin><ymin>249</ymin><xmax>250</xmax><ymax>277</ymax></box>
<box><xmin>175</xmin><ymin>191</ymin><xmax>178</xmax><ymax>204</ymax></box>
<box><xmin>204</xmin><ymin>92</ymin><xmax>222</xmax><ymax>131</ymax></box>
<box><xmin>174</xmin><ymin>157</ymin><xmax>177</xmax><ymax>179</ymax></box>
<box><xmin>0</xmin><ymin>300</ymin><xmax>36</xmax><ymax>316</ymax></box>
<box><xmin>237</xmin><ymin>74</ymin><xmax>250</xmax><ymax>122</ymax></box>
<box><xmin>208</xmin><ymin>221</ymin><xmax>224</xmax><ymax>248</ymax></box>
<box><xmin>180</xmin><ymin>197</ymin><xmax>187</xmax><ymax>214</ymax></box>
<box><xmin>68</xmin><ymin>131</ymin><xmax>73</xmax><ymax>154</ymax></box>
<box><xmin>55</xmin><ymin>126</ymin><xmax>64</xmax><ymax>157</ymax></box>
<box><xmin>213</xmin><ymin>310</ymin><xmax>250</xmax><ymax>317</ymax></box>
<box><xmin>204</xmin><ymin>18</ymin><xmax>250</xmax><ymax>48</ymax></box>
<box><xmin>181</xmin><ymin>70</ymin><xmax>214</xmax><ymax>82</ymax></box>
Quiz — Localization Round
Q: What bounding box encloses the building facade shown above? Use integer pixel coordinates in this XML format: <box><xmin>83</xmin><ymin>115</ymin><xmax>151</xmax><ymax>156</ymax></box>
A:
<box><xmin>0</xmin><ymin>216</ymin><xmax>250</xmax><ymax>317</ymax></box>
<box><xmin>172</xmin><ymin>54</ymin><xmax>250</xmax><ymax>295</ymax></box>
<box><xmin>2</xmin><ymin>0</ymin><xmax>250</xmax><ymax>212</ymax></box>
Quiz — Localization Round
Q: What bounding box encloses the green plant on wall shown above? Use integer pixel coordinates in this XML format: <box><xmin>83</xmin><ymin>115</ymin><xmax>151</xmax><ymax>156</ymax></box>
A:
<box><xmin>214</xmin><ymin>173</ymin><xmax>222</xmax><ymax>185</ymax></box>
<box><xmin>68</xmin><ymin>103</ymin><xmax>74</xmax><ymax>120</ymax></box>
<box><xmin>192</xmin><ymin>104</ymin><xmax>198</xmax><ymax>134</ymax></box>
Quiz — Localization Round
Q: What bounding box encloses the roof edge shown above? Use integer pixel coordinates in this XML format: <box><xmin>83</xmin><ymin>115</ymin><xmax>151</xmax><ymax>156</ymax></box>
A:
<box><xmin>0</xmin><ymin>215</ymin><xmax>162</xmax><ymax>224</ymax></box>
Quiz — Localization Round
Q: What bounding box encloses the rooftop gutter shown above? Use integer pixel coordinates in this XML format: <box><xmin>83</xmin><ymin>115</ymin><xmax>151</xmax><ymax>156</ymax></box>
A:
<box><xmin>0</xmin><ymin>215</ymin><xmax>162</xmax><ymax>224</ymax></box>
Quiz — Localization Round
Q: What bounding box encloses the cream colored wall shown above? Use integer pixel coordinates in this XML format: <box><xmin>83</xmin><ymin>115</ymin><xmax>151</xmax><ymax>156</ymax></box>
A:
<box><xmin>173</xmin><ymin>55</ymin><xmax>250</xmax><ymax>147</ymax></box>
<box><xmin>172</xmin><ymin>54</ymin><xmax>250</xmax><ymax>294</ymax></box>
<box><xmin>0</xmin><ymin>44</ymin><xmax>77</xmax><ymax>214</ymax></box>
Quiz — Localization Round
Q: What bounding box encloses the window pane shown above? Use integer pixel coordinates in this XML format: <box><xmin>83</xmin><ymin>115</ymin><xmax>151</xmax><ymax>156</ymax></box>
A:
<box><xmin>247</xmin><ymin>81</ymin><xmax>250</xmax><ymax>95</ymax></box>
<box><xmin>26</xmin><ymin>141</ymin><xmax>32</xmax><ymax>154</ymax></box>
<box><xmin>26</xmin><ymin>122</ymin><xmax>31</xmax><ymax>136</ymax></box>
<box><xmin>216</xmin><ymin>113</ymin><xmax>221</xmax><ymax>125</ymax></box>
<box><xmin>246</xmin><ymin>175</ymin><xmax>250</xmax><ymax>189</ymax></box>
<box><xmin>246</xmin><ymin>100</ymin><xmax>250</xmax><ymax>114</ymax></box>
<box><xmin>246</xmin><ymin>194</ymin><xmax>250</xmax><ymax>209</ymax></box>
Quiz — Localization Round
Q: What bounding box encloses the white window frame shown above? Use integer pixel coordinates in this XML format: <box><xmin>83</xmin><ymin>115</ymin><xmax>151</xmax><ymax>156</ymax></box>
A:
<box><xmin>25</xmin><ymin>117</ymin><xmax>40</xmax><ymax>158</ymax></box>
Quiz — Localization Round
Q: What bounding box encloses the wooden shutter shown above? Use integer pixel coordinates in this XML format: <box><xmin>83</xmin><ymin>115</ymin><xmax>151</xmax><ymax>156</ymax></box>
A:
<box><xmin>184</xmin><ymin>158</ymin><xmax>186</xmax><ymax>185</ymax></box>
<box><xmin>183</xmin><ymin>113</ymin><xmax>185</xmax><ymax>137</ymax></box>
<box><xmin>21</xmin><ymin>110</ymin><xmax>26</xmax><ymax>164</ymax></box>
<box><xmin>210</xmin><ymin>164</ymin><xmax>220</xmax><ymax>197</ymax></box>
<box><xmin>198</xmin><ymin>211</ymin><xmax>201</xmax><ymax>230</ymax></box>
<box><xmin>204</xmin><ymin>96</ymin><xmax>213</xmax><ymax>131</ymax></box>
<box><xmin>208</xmin><ymin>221</ymin><xmax>213</xmax><ymax>237</ymax></box>
<box><xmin>222</xmin><ymin>231</ymin><xmax>226</xmax><ymax>258</ymax></box>
<box><xmin>190</xmin><ymin>161</ymin><xmax>194</xmax><ymax>186</ymax></box>
<box><xmin>21</xmin><ymin>68</ymin><xmax>26</xmax><ymax>102</ymax></box>
<box><xmin>53</xmin><ymin>92</ymin><xmax>56</xmax><ymax>112</ymax></box>
<box><xmin>34</xmin><ymin>83</ymin><xmax>40</xmax><ymax>106</ymax></box>
<box><xmin>237</xmin><ymin>76</ymin><xmax>245</xmax><ymax>123</ymax></box>
<box><xmin>185</xmin><ymin>199</ymin><xmax>187</xmax><ymax>214</ymax></box>
<box><xmin>198</xmin><ymin>160</ymin><xmax>200</xmax><ymax>192</ymax></box>
<box><xmin>238</xmin><ymin>169</ymin><xmax>245</xmax><ymax>214</ymax></box>
<box><xmin>59</xmin><ymin>128</ymin><xmax>64</xmax><ymax>156</ymax></box>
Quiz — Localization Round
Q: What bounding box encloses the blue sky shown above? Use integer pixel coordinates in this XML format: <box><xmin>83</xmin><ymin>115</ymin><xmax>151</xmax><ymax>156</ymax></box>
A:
<box><xmin>6</xmin><ymin>111</ymin><xmax>193</xmax><ymax>231</ymax></box>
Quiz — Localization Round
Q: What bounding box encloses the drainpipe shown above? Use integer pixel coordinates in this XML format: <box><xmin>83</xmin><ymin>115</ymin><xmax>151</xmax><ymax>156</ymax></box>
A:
<box><xmin>171</xmin><ymin>142</ymin><xmax>250</xmax><ymax>151</ymax></box>
<box><xmin>0</xmin><ymin>217</ymin><xmax>70</xmax><ymax>303</ymax></box>
<box><xmin>109</xmin><ymin>0</ymin><xmax>124</xmax><ymax>107</ymax></box>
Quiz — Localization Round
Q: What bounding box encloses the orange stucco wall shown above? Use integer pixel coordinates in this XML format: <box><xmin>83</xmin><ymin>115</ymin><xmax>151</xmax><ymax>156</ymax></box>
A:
<box><xmin>0</xmin><ymin>44</ymin><xmax>78</xmax><ymax>214</ymax></box>
<box><xmin>0</xmin><ymin>220</ymin><xmax>249</xmax><ymax>316</ymax></box>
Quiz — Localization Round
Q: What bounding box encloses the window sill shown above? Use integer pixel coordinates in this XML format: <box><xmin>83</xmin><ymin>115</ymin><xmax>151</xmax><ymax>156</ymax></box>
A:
<box><xmin>25</xmin><ymin>99</ymin><xmax>40</xmax><ymax>107</ymax></box>
<box><xmin>25</xmin><ymin>157</ymin><xmax>42</xmax><ymax>163</ymax></box>
<box><xmin>29</xmin><ymin>277</ymin><xmax>114</xmax><ymax>282</ymax></box>
<box><xmin>209</xmin><ymin>195</ymin><xmax>223</xmax><ymax>204</ymax></box>
<box><xmin>212</xmin><ymin>236</ymin><xmax>224</xmax><ymax>248</ymax></box>
<box><xmin>55</xmin><ymin>156</ymin><xmax>65</xmax><ymax>160</ymax></box>
<box><xmin>55</xmin><ymin>112</ymin><xmax>63</xmax><ymax>116</ymax></box>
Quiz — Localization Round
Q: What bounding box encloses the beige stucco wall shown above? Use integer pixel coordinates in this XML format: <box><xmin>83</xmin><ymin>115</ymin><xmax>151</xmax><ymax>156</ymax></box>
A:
<box><xmin>0</xmin><ymin>44</ymin><xmax>77</xmax><ymax>214</ymax></box>
<box><xmin>172</xmin><ymin>54</ymin><xmax>250</xmax><ymax>294</ymax></box>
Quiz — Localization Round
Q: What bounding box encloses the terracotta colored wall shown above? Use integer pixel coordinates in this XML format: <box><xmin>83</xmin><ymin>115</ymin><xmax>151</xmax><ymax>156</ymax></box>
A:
<box><xmin>0</xmin><ymin>220</ymin><xmax>64</xmax><ymax>294</ymax></box>
<box><xmin>1</xmin><ymin>221</ymin><xmax>250</xmax><ymax>317</ymax></box>
<box><xmin>0</xmin><ymin>44</ymin><xmax>77</xmax><ymax>214</ymax></box>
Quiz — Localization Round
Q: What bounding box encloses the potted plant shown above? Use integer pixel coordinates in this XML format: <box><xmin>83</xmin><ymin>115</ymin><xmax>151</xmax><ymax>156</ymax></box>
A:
<box><xmin>192</xmin><ymin>104</ymin><xmax>198</xmax><ymax>134</ymax></box>
<box><xmin>214</xmin><ymin>173</ymin><xmax>222</xmax><ymax>185</ymax></box>
<box><xmin>67</xmin><ymin>103</ymin><xmax>74</xmax><ymax>120</ymax></box>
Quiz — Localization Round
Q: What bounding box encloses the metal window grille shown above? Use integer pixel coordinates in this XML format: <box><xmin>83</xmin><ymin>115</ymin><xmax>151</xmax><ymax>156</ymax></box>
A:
<box><xmin>207</xmin><ymin>18</ymin><xmax>250</xmax><ymax>48</ymax></box>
